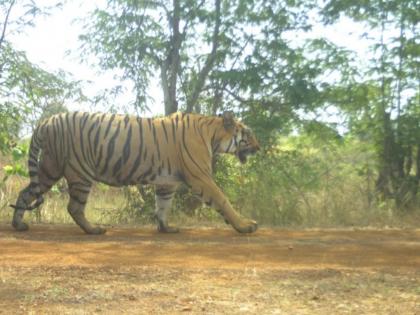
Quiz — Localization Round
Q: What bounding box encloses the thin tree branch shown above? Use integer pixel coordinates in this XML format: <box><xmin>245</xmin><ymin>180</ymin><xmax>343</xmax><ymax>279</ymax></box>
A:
<box><xmin>141</xmin><ymin>0</ymin><xmax>169</xmax><ymax>16</ymax></box>
<box><xmin>223</xmin><ymin>86</ymin><xmax>252</xmax><ymax>104</ymax></box>
<box><xmin>180</xmin><ymin>0</ymin><xmax>205</xmax><ymax>41</ymax></box>
<box><xmin>207</xmin><ymin>36</ymin><xmax>252</xmax><ymax>114</ymax></box>
<box><xmin>0</xmin><ymin>0</ymin><xmax>16</xmax><ymax>50</ymax></box>
<box><xmin>186</xmin><ymin>0</ymin><xmax>221</xmax><ymax>112</ymax></box>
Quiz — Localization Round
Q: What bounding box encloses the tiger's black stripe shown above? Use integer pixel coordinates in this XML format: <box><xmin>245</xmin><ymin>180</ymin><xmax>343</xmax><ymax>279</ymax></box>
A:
<box><xmin>161</xmin><ymin>120</ymin><xmax>169</xmax><ymax>143</ymax></box>
<box><xmin>65</xmin><ymin>113</ymin><xmax>96</xmax><ymax>180</ymax></box>
<box><xmin>100</xmin><ymin>121</ymin><xmax>121</xmax><ymax>176</ymax></box>
<box><xmin>122</xmin><ymin>117</ymin><xmax>144</xmax><ymax>183</ymax></box>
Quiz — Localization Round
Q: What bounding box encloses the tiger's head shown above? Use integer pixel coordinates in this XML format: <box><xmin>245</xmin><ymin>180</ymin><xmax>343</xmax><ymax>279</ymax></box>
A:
<box><xmin>216</xmin><ymin>111</ymin><xmax>260</xmax><ymax>164</ymax></box>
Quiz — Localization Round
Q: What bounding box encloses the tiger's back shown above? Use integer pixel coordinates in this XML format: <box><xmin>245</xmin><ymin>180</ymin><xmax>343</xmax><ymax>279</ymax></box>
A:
<box><xmin>39</xmin><ymin>112</ymin><xmax>187</xmax><ymax>186</ymax></box>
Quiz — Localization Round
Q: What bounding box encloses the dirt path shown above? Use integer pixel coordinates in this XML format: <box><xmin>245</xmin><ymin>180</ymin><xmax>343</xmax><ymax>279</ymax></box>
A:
<box><xmin>0</xmin><ymin>224</ymin><xmax>419</xmax><ymax>314</ymax></box>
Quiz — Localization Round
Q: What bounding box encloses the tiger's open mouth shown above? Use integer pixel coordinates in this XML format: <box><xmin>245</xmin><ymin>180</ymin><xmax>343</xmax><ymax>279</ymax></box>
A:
<box><xmin>237</xmin><ymin>147</ymin><xmax>258</xmax><ymax>164</ymax></box>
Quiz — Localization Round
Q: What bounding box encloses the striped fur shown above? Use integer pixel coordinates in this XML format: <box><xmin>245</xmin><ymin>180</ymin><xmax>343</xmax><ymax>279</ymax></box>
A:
<box><xmin>12</xmin><ymin>111</ymin><xmax>260</xmax><ymax>234</ymax></box>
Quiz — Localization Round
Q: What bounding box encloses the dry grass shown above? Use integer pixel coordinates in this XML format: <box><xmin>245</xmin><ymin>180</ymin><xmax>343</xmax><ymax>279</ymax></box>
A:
<box><xmin>1</xmin><ymin>151</ymin><xmax>419</xmax><ymax>229</ymax></box>
<box><xmin>0</xmin><ymin>181</ymin><xmax>127</xmax><ymax>225</ymax></box>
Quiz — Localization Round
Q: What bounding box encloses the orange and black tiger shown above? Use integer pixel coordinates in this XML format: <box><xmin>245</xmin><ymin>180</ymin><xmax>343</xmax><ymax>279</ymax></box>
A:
<box><xmin>11</xmin><ymin>111</ymin><xmax>260</xmax><ymax>234</ymax></box>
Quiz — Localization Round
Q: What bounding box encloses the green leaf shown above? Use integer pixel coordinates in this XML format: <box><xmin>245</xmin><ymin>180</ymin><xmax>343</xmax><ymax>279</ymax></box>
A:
<box><xmin>3</xmin><ymin>165</ymin><xmax>14</xmax><ymax>175</ymax></box>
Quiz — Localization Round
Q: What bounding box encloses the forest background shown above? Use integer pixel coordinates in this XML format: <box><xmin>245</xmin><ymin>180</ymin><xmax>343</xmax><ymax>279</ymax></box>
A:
<box><xmin>0</xmin><ymin>0</ymin><xmax>419</xmax><ymax>228</ymax></box>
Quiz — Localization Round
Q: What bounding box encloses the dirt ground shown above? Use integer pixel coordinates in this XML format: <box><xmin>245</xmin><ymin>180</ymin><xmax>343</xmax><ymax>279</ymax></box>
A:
<box><xmin>0</xmin><ymin>224</ymin><xmax>419</xmax><ymax>314</ymax></box>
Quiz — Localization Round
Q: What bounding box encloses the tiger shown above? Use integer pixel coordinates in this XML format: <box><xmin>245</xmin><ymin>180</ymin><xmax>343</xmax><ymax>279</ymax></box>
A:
<box><xmin>11</xmin><ymin>111</ymin><xmax>260</xmax><ymax>234</ymax></box>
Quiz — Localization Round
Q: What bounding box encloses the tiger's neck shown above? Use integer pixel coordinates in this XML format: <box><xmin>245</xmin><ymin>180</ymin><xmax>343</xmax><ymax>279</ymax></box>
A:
<box><xmin>195</xmin><ymin>116</ymin><xmax>225</xmax><ymax>157</ymax></box>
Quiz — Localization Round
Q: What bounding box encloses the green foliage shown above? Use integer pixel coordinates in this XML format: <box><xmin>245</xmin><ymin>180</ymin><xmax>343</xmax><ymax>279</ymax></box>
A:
<box><xmin>1</xmin><ymin>142</ymin><xmax>29</xmax><ymax>188</ymax></box>
<box><xmin>0</xmin><ymin>42</ymin><xmax>84</xmax><ymax>127</ymax></box>
<box><xmin>0</xmin><ymin>104</ymin><xmax>21</xmax><ymax>153</ymax></box>
<box><xmin>0</xmin><ymin>1</ymin><xmax>86</xmax><ymax>204</ymax></box>
<box><xmin>0</xmin><ymin>1</ymin><xmax>84</xmax><ymax>152</ymax></box>
<box><xmin>79</xmin><ymin>0</ymin><xmax>322</xmax><ymax>116</ymax></box>
<box><xmin>1</xmin><ymin>0</ymin><xmax>419</xmax><ymax>226</ymax></box>
<box><xmin>210</xmin><ymin>134</ymin><xmax>390</xmax><ymax>227</ymax></box>
<box><xmin>318</xmin><ymin>0</ymin><xmax>420</xmax><ymax>208</ymax></box>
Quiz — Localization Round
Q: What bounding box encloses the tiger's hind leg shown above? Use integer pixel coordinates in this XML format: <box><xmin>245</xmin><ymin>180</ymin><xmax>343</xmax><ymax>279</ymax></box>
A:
<box><xmin>12</xmin><ymin>185</ymin><xmax>39</xmax><ymax>231</ymax></box>
<box><xmin>12</xmin><ymin>159</ymin><xmax>62</xmax><ymax>231</ymax></box>
<box><xmin>66</xmin><ymin>181</ymin><xmax>106</xmax><ymax>235</ymax></box>
<box><xmin>155</xmin><ymin>184</ymin><xmax>179</xmax><ymax>233</ymax></box>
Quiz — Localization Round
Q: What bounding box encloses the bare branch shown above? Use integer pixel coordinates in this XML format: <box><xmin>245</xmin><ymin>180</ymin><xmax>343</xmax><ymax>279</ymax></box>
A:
<box><xmin>0</xmin><ymin>0</ymin><xmax>16</xmax><ymax>50</ymax></box>
<box><xmin>230</xmin><ymin>36</ymin><xmax>251</xmax><ymax>72</ymax></box>
<box><xmin>140</xmin><ymin>0</ymin><xmax>169</xmax><ymax>15</ymax></box>
<box><xmin>223</xmin><ymin>86</ymin><xmax>251</xmax><ymax>104</ymax></box>
<box><xmin>186</xmin><ymin>0</ymin><xmax>221</xmax><ymax>112</ymax></box>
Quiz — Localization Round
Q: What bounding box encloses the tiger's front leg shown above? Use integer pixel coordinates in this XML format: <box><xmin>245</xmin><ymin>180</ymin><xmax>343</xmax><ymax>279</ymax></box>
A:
<box><xmin>155</xmin><ymin>185</ymin><xmax>179</xmax><ymax>233</ymax></box>
<box><xmin>191</xmin><ymin>178</ymin><xmax>258</xmax><ymax>234</ymax></box>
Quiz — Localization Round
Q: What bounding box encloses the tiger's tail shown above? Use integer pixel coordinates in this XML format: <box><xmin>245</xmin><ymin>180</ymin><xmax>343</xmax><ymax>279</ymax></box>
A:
<box><xmin>10</xmin><ymin>126</ymin><xmax>44</xmax><ymax>211</ymax></box>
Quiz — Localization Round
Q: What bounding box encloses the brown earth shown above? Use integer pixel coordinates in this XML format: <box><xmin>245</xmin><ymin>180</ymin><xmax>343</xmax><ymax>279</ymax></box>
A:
<box><xmin>0</xmin><ymin>224</ymin><xmax>419</xmax><ymax>314</ymax></box>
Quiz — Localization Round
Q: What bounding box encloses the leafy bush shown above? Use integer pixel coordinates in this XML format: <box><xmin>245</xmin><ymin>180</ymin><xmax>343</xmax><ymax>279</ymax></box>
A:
<box><xmin>210</xmin><ymin>134</ymin><xmax>397</xmax><ymax>227</ymax></box>
<box><xmin>2</xmin><ymin>143</ymin><xmax>29</xmax><ymax>182</ymax></box>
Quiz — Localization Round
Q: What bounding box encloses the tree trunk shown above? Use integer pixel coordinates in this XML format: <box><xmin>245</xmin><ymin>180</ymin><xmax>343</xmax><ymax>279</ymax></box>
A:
<box><xmin>160</xmin><ymin>0</ymin><xmax>182</xmax><ymax>115</ymax></box>
<box><xmin>375</xmin><ymin>112</ymin><xmax>394</xmax><ymax>199</ymax></box>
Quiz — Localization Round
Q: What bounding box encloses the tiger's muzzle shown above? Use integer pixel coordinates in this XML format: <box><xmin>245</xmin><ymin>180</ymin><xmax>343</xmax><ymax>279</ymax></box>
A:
<box><xmin>237</xmin><ymin>142</ymin><xmax>260</xmax><ymax>164</ymax></box>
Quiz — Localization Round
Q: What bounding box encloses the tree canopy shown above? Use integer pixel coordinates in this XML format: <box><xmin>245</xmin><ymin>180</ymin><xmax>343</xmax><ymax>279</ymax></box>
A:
<box><xmin>1</xmin><ymin>0</ymin><xmax>419</xmax><ymax>208</ymax></box>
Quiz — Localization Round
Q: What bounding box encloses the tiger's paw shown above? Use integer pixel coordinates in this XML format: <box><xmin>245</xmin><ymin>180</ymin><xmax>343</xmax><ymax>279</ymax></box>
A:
<box><xmin>86</xmin><ymin>227</ymin><xmax>107</xmax><ymax>235</ymax></box>
<box><xmin>233</xmin><ymin>219</ymin><xmax>258</xmax><ymax>234</ymax></box>
<box><xmin>12</xmin><ymin>221</ymin><xmax>29</xmax><ymax>232</ymax></box>
<box><xmin>158</xmin><ymin>224</ymin><xmax>180</xmax><ymax>233</ymax></box>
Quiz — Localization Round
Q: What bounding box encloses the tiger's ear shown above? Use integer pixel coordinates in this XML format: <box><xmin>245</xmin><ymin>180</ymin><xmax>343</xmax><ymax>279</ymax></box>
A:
<box><xmin>222</xmin><ymin>111</ymin><xmax>235</xmax><ymax>131</ymax></box>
